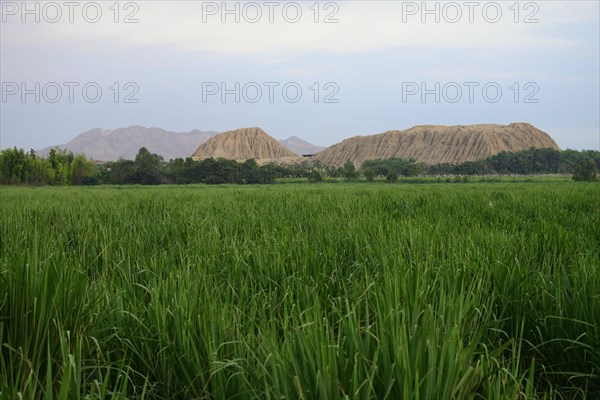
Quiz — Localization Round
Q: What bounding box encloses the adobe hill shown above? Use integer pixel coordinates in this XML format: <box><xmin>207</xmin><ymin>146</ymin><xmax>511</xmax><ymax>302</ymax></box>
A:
<box><xmin>311</xmin><ymin>123</ymin><xmax>560</xmax><ymax>167</ymax></box>
<box><xmin>192</xmin><ymin>127</ymin><xmax>298</xmax><ymax>162</ymax></box>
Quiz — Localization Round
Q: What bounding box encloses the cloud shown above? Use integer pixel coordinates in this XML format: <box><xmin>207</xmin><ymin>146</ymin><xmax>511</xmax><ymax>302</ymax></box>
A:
<box><xmin>2</xmin><ymin>1</ymin><xmax>597</xmax><ymax>57</ymax></box>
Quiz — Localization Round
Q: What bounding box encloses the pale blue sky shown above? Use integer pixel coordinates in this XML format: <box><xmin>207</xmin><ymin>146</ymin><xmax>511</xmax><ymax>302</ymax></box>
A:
<box><xmin>1</xmin><ymin>1</ymin><xmax>599</xmax><ymax>150</ymax></box>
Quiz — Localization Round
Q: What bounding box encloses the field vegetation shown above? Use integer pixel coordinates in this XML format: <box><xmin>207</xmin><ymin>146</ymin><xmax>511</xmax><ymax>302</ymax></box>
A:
<box><xmin>1</xmin><ymin>182</ymin><xmax>599</xmax><ymax>398</ymax></box>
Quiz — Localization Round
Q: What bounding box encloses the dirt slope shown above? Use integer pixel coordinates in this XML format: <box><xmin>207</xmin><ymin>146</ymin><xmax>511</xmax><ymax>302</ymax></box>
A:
<box><xmin>191</xmin><ymin>127</ymin><xmax>298</xmax><ymax>161</ymax></box>
<box><xmin>311</xmin><ymin>123</ymin><xmax>560</xmax><ymax>167</ymax></box>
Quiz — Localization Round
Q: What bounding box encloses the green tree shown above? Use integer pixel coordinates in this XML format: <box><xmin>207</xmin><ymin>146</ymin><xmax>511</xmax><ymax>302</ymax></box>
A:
<box><xmin>573</xmin><ymin>159</ymin><xmax>597</xmax><ymax>181</ymax></box>
<box><xmin>109</xmin><ymin>159</ymin><xmax>137</xmax><ymax>184</ymax></box>
<box><xmin>48</xmin><ymin>148</ymin><xmax>58</xmax><ymax>169</ymax></box>
<box><xmin>342</xmin><ymin>160</ymin><xmax>359</xmax><ymax>180</ymax></box>
<box><xmin>0</xmin><ymin>147</ymin><xmax>26</xmax><ymax>184</ymax></box>
<box><xmin>386</xmin><ymin>171</ymin><xmax>398</xmax><ymax>183</ymax></box>
<box><xmin>308</xmin><ymin>170</ymin><xmax>323</xmax><ymax>183</ymax></box>
<box><xmin>361</xmin><ymin>158</ymin><xmax>422</xmax><ymax>177</ymax></box>
<box><xmin>135</xmin><ymin>147</ymin><xmax>163</xmax><ymax>184</ymax></box>
<box><xmin>241</xmin><ymin>159</ymin><xmax>261</xmax><ymax>184</ymax></box>
<box><xmin>55</xmin><ymin>163</ymin><xmax>70</xmax><ymax>185</ymax></box>
<box><xmin>70</xmin><ymin>155</ymin><xmax>90</xmax><ymax>185</ymax></box>
<box><xmin>364</xmin><ymin>170</ymin><xmax>375</xmax><ymax>182</ymax></box>
<box><xmin>45</xmin><ymin>149</ymin><xmax>76</xmax><ymax>185</ymax></box>
<box><xmin>166</xmin><ymin>158</ymin><xmax>186</xmax><ymax>184</ymax></box>
<box><xmin>26</xmin><ymin>157</ymin><xmax>54</xmax><ymax>185</ymax></box>
<box><xmin>258</xmin><ymin>164</ymin><xmax>277</xmax><ymax>184</ymax></box>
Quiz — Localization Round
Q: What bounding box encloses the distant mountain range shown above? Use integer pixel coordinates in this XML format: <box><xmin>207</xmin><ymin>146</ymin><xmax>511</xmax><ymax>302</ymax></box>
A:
<box><xmin>38</xmin><ymin>126</ymin><xmax>218</xmax><ymax>161</ymax></box>
<box><xmin>278</xmin><ymin>136</ymin><xmax>324</xmax><ymax>156</ymax></box>
<box><xmin>37</xmin><ymin>123</ymin><xmax>559</xmax><ymax>166</ymax></box>
<box><xmin>38</xmin><ymin>126</ymin><xmax>323</xmax><ymax>161</ymax></box>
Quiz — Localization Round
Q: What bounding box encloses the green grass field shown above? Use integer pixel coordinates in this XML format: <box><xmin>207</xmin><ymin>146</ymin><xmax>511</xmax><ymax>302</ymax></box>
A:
<box><xmin>1</xmin><ymin>182</ymin><xmax>599</xmax><ymax>399</ymax></box>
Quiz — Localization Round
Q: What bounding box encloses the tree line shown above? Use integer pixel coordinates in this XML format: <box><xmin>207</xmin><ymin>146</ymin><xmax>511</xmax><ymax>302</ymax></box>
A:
<box><xmin>1</xmin><ymin>146</ymin><xmax>598</xmax><ymax>186</ymax></box>
<box><xmin>0</xmin><ymin>147</ymin><xmax>304</xmax><ymax>185</ymax></box>
<box><xmin>360</xmin><ymin>148</ymin><xmax>599</xmax><ymax>180</ymax></box>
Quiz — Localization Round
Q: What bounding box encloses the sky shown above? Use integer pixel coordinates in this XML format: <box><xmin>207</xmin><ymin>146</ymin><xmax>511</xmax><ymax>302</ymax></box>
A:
<box><xmin>1</xmin><ymin>0</ymin><xmax>599</xmax><ymax>150</ymax></box>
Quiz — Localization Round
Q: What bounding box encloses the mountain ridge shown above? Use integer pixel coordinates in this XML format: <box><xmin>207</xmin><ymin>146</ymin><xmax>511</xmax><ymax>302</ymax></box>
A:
<box><xmin>279</xmin><ymin>136</ymin><xmax>324</xmax><ymax>156</ymax></box>
<box><xmin>38</xmin><ymin>126</ymin><xmax>219</xmax><ymax>161</ymax></box>
<box><xmin>37</xmin><ymin>126</ymin><xmax>323</xmax><ymax>162</ymax></box>
<box><xmin>36</xmin><ymin>123</ymin><xmax>559</xmax><ymax>166</ymax></box>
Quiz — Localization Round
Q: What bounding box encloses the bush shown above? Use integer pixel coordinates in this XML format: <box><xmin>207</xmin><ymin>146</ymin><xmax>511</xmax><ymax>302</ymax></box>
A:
<box><xmin>342</xmin><ymin>161</ymin><xmax>359</xmax><ymax>180</ymax></box>
<box><xmin>572</xmin><ymin>159</ymin><xmax>597</xmax><ymax>181</ymax></box>
<box><xmin>386</xmin><ymin>172</ymin><xmax>398</xmax><ymax>183</ymax></box>
<box><xmin>308</xmin><ymin>170</ymin><xmax>323</xmax><ymax>183</ymax></box>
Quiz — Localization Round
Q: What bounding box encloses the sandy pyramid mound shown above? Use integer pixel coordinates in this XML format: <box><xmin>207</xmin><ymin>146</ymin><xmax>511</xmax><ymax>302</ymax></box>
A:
<box><xmin>191</xmin><ymin>127</ymin><xmax>298</xmax><ymax>161</ymax></box>
<box><xmin>311</xmin><ymin>123</ymin><xmax>560</xmax><ymax>167</ymax></box>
